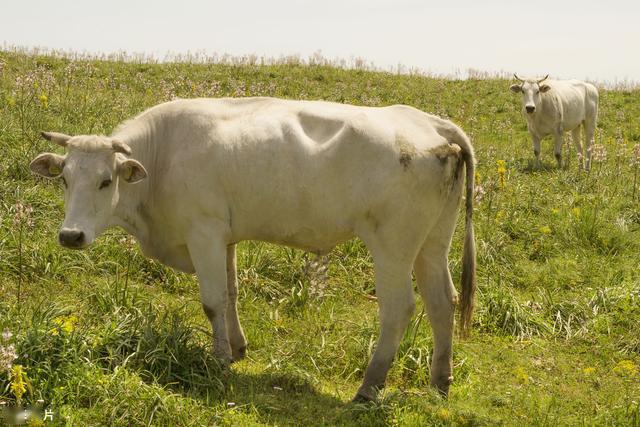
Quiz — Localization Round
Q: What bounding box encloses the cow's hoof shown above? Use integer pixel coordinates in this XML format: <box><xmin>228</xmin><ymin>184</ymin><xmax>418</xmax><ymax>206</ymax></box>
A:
<box><xmin>214</xmin><ymin>352</ymin><xmax>232</xmax><ymax>368</ymax></box>
<box><xmin>351</xmin><ymin>392</ymin><xmax>373</xmax><ymax>403</ymax></box>
<box><xmin>435</xmin><ymin>385</ymin><xmax>450</xmax><ymax>398</ymax></box>
<box><xmin>431</xmin><ymin>375</ymin><xmax>453</xmax><ymax>398</ymax></box>
<box><xmin>232</xmin><ymin>345</ymin><xmax>247</xmax><ymax>362</ymax></box>
<box><xmin>352</xmin><ymin>384</ymin><xmax>379</xmax><ymax>403</ymax></box>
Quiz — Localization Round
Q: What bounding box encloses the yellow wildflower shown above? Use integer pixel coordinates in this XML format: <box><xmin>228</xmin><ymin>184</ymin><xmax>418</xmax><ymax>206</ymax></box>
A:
<box><xmin>514</xmin><ymin>367</ymin><xmax>530</xmax><ymax>385</ymax></box>
<box><xmin>39</xmin><ymin>93</ymin><xmax>48</xmax><ymax>108</ymax></box>
<box><xmin>10</xmin><ymin>364</ymin><xmax>28</xmax><ymax>404</ymax></box>
<box><xmin>496</xmin><ymin>160</ymin><xmax>507</xmax><ymax>188</ymax></box>
<box><xmin>551</xmin><ymin>208</ymin><xmax>559</xmax><ymax>215</ymax></box>
<box><xmin>50</xmin><ymin>315</ymin><xmax>79</xmax><ymax>335</ymax></box>
<box><xmin>583</xmin><ymin>367</ymin><xmax>596</xmax><ymax>375</ymax></box>
<box><xmin>63</xmin><ymin>315</ymin><xmax>78</xmax><ymax>333</ymax></box>
<box><xmin>436</xmin><ymin>408</ymin><xmax>450</xmax><ymax>421</ymax></box>
<box><xmin>539</xmin><ymin>226</ymin><xmax>552</xmax><ymax>234</ymax></box>
<box><xmin>572</xmin><ymin>207</ymin><xmax>581</xmax><ymax>217</ymax></box>
<box><xmin>613</xmin><ymin>360</ymin><xmax>638</xmax><ymax>378</ymax></box>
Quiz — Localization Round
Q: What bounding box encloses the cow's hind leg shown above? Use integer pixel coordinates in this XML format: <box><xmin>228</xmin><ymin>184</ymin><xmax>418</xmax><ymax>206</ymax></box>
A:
<box><xmin>414</xmin><ymin>241</ymin><xmax>457</xmax><ymax>396</ymax></box>
<box><xmin>571</xmin><ymin>127</ymin><xmax>584</xmax><ymax>169</ymax></box>
<box><xmin>226</xmin><ymin>244</ymin><xmax>248</xmax><ymax>361</ymax></box>
<box><xmin>413</xmin><ymin>170</ymin><xmax>462</xmax><ymax>397</ymax></box>
<box><xmin>354</xmin><ymin>248</ymin><xmax>416</xmax><ymax>401</ymax></box>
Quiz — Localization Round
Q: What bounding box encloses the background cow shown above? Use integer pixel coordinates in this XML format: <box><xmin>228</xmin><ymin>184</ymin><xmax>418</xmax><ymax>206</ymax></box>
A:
<box><xmin>29</xmin><ymin>97</ymin><xmax>476</xmax><ymax>402</ymax></box>
<box><xmin>510</xmin><ymin>74</ymin><xmax>599</xmax><ymax>169</ymax></box>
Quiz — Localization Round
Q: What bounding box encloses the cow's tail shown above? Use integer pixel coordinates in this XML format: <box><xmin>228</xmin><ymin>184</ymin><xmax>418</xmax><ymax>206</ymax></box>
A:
<box><xmin>437</xmin><ymin>120</ymin><xmax>477</xmax><ymax>337</ymax></box>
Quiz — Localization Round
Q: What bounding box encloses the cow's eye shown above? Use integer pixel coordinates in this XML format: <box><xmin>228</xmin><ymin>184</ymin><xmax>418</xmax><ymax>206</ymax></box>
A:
<box><xmin>99</xmin><ymin>179</ymin><xmax>112</xmax><ymax>189</ymax></box>
<box><xmin>61</xmin><ymin>177</ymin><xmax>67</xmax><ymax>188</ymax></box>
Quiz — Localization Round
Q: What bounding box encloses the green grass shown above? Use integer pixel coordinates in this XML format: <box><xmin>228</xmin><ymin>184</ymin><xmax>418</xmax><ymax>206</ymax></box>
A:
<box><xmin>1</xmin><ymin>49</ymin><xmax>640</xmax><ymax>426</ymax></box>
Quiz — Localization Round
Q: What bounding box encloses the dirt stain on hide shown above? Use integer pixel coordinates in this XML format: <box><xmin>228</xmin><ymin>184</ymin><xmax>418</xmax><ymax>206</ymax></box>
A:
<box><xmin>430</xmin><ymin>143</ymin><xmax>463</xmax><ymax>195</ymax></box>
<box><xmin>364</xmin><ymin>210</ymin><xmax>379</xmax><ymax>232</ymax></box>
<box><xmin>429</xmin><ymin>143</ymin><xmax>461</xmax><ymax>163</ymax></box>
<box><xmin>395</xmin><ymin>134</ymin><xmax>417</xmax><ymax>171</ymax></box>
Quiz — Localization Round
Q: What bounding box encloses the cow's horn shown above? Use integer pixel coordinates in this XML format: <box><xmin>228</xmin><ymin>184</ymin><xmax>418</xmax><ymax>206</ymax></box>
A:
<box><xmin>41</xmin><ymin>131</ymin><xmax>71</xmax><ymax>147</ymax></box>
<box><xmin>111</xmin><ymin>139</ymin><xmax>132</xmax><ymax>156</ymax></box>
<box><xmin>513</xmin><ymin>73</ymin><xmax>524</xmax><ymax>83</ymax></box>
<box><xmin>537</xmin><ymin>74</ymin><xmax>549</xmax><ymax>84</ymax></box>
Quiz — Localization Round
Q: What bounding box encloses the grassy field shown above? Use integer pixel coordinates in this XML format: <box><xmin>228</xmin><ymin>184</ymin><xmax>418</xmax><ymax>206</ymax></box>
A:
<box><xmin>1</xmin><ymin>49</ymin><xmax>639</xmax><ymax>426</ymax></box>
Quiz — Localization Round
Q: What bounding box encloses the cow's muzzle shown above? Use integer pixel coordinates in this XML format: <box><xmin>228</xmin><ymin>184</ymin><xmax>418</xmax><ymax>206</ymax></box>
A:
<box><xmin>525</xmin><ymin>105</ymin><xmax>536</xmax><ymax>114</ymax></box>
<box><xmin>59</xmin><ymin>228</ymin><xmax>86</xmax><ymax>249</ymax></box>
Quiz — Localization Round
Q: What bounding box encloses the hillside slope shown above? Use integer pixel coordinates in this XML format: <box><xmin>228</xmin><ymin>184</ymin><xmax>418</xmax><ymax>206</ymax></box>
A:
<box><xmin>1</xmin><ymin>50</ymin><xmax>639</xmax><ymax>425</ymax></box>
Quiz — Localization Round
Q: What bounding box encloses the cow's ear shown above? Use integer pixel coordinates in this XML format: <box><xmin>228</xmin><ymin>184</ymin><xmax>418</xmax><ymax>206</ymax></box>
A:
<box><xmin>30</xmin><ymin>153</ymin><xmax>65</xmax><ymax>178</ymax></box>
<box><xmin>118</xmin><ymin>159</ymin><xmax>148</xmax><ymax>184</ymax></box>
<box><xmin>539</xmin><ymin>84</ymin><xmax>551</xmax><ymax>93</ymax></box>
<box><xmin>509</xmin><ymin>84</ymin><xmax>522</xmax><ymax>93</ymax></box>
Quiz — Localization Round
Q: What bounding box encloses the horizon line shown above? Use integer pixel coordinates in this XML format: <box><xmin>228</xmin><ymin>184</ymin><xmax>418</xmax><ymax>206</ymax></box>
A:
<box><xmin>2</xmin><ymin>43</ymin><xmax>639</xmax><ymax>90</ymax></box>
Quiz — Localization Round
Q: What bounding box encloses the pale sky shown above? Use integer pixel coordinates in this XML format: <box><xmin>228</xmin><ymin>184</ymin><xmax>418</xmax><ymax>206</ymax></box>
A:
<box><xmin>2</xmin><ymin>0</ymin><xmax>639</xmax><ymax>83</ymax></box>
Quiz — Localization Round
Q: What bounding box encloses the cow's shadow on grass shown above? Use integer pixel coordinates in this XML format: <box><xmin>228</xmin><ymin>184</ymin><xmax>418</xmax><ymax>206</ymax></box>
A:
<box><xmin>100</xmin><ymin>314</ymin><xmax>397</xmax><ymax>425</ymax></box>
<box><xmin>518</xmin><ymin>158</ymin><xmax>567</xmax><ymax>173</ymax></box>
<box><xmin>91</xmin><ymin>295</ymin><xmax>398</xmax><ymax>425</ymax></box>
<box><xmin>153</xmin><ymin>364</ymin><xmax>396</xmax><ymax>426</ymax></box>
<box><xmin>197</xmin><ymin>367</ymin><xmax>394</xmax><ymax>425</ymax></box>
<box><xmin>519</xmin><ymin>159</ymin><xmax>552</xmax><ymax>173</ymax></box>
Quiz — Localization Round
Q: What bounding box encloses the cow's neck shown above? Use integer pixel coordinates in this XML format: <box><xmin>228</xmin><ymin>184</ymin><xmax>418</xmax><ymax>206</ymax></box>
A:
<box><xmin>110</xmin><ymin>116</ymin><xmax>158</xmax><ymax>247</ymax></box>
<box><xmin>112</xmin><ymin>185</ymin><xmax>151</xmax><ymax>246</ymax></box>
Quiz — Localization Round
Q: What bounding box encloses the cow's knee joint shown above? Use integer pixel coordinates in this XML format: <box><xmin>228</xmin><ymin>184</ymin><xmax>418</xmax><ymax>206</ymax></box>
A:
<box><xmin>202</xmin><ymin>303</ymin><xmax>215</xmax><ymax>322</ymax></box>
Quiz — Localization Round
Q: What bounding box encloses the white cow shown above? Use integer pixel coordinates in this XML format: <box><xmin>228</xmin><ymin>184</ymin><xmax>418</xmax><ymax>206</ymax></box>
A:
<box><xmin>29</xmin><ymin>97</ymin><xmax>476</xmax><ymax>401</ymax></box>
<box><xmin>510</xmin><ymin>74</ymin><xmax>598</xmax><ymax>169</ymax></box>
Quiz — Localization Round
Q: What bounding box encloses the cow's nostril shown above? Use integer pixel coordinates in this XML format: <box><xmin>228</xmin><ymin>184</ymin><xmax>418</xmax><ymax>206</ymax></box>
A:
<box><xmin>73</xmin><ymin>231</ymin><xmax>85</xmax><ymax>245</ymax></box>
<box><xmin>59</xmin><ymin>229</ymin><xmax>85</xmax><ymax>248</ymax></box>
<box><xmin>526</xmin><ymin>106</ymin><xmax>535</xmax><ymax>113</ymax></box>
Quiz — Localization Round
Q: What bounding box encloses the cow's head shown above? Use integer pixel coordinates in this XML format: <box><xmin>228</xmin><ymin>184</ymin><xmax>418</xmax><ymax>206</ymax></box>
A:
<box><xmin>509</xmin><ymin>74</ymin><xmax>551</xmax><ymax>114</ymax></box>
<box><xmin>30</xmin><ymin>132</ymin><xmax>147</xmax><ymax>249</ymax></box>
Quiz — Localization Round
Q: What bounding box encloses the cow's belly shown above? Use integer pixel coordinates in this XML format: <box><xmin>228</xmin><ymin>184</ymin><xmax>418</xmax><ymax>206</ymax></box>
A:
<box><xmin>561</xmin><ymin>113</ymin><xmax>586</xmax><ymax>132</ymax></box>
<box><xmin>239</xmin><ymin>220</ymin><xmax>354</xmax><ymax>253</ymax></box>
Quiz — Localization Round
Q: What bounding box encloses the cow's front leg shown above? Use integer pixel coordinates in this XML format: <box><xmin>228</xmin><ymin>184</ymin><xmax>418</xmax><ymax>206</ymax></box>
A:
<box><xmin>531</xmin><ymin>134</ymin><xmax>541</xmax><ymax>167</ymax></box>
<box><xmin>226</xmin><ymin>244</ymin><xmax>248</xmax><ymax>361</ymax></box>
<box><xmin>554</xmin><ymin>131</ymin><xmax>564</xmax><ymax>168</ymax></box>
<box><xmin>187</xmin><ymin>226</ymin><xmax>232</xmax><ymax>364</ymax></box>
